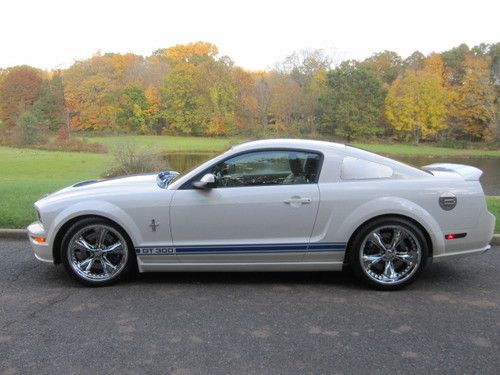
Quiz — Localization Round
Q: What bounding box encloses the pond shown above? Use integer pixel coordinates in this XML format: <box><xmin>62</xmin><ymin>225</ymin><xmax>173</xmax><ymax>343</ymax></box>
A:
<box><xmin>164</xmin><ymin>153</ymin><xmax>500</xmax><ymax>196</ymax></box>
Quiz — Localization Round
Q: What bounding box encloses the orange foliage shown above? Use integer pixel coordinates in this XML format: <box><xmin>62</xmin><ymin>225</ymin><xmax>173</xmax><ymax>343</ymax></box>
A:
<box><xmin>0</xmin><ymin>66</ymin><xmax>43</xmax><ymax>128</ymax></box>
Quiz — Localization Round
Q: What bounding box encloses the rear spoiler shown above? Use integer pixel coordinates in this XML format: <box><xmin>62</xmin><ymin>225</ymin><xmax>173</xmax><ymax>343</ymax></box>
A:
<box><xmin>421</xmin><ymin>163</ymin><xmax>483</xmax><ymax>181</ymax></box>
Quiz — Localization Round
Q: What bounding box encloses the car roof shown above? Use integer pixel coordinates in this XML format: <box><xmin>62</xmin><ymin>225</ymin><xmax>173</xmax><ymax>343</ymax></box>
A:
<box><xmin>231</xmin><ymin>138</ymin><xmax>346</xmax><ymax>153</ymax></box>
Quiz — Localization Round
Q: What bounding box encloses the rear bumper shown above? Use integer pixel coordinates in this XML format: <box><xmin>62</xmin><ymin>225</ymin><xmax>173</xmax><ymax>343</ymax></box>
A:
<box><xmin>27</xmin><ymin>221</ymin><xmax>53</xmax><ymax>263</ymax></box>
<box><xmin>432</xmin><ymin>244</ymin><xmax>491</xmax><ymax>262</ymax></box>
<box><xmin>433</xmin><ymin>211</ymin><xmax>495</xmax><ymax>262</ymax></box>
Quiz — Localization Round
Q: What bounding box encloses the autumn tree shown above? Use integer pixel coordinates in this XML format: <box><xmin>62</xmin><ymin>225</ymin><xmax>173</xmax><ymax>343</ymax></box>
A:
<box><xmin>267</xmin><ymin>72</ymin><xmax>303</xmax><ymax>133</ymax></box>
<box><xmin>155</xmin><ymin>42</ymin><xmax>218</xmax><ymax>67</ymax></box>
<box><xmin>448</xmin><ymin>55</ymin><xmax>495</xmax><ymax>140</ymax></box>
<box><xmin>163</xmin><ymin>63</ymin><xmax>211</xmax><ymax>135</ymax></box>
<box><xmin>63</xmin><ymin>53</ymin><xmax>145</xmax><ymax>130</ymax></box>
<box><xmin>253</xmin><ymin>72</ymin><xmax>271</xmax><ymax>129</ymax></box>
<box><xmin>272</xmin><ymin>49</ymin><xmax>331</xmax><ymax>133</ymax></box>
<box><xmin>386</xmin><ymin>54</ymin><xmax>451</xmax><ymax>144</ymax></box>
<box><xmin>0</xmin><ymin>66</ymin><xmax>43</xmax><ymax>128</ymax></box>
<box><xmin>230</xmin><ymin>67</ymin><xmax>259</xmax><ymax>134</ymax></box>
<box><xmin>144</xmin><ymin>85</ymin><xmax>165</xmax><ymax>134</ymax></box>
<box><xmin>161</xmin><ymin>43</ymin><xmax>240</xmax><ymax>136</ymax></box>
<box><xmin>362</xmin><ymin>50</ymin><xmax>404</xmax><ymax>85</ymax></box>
<box><xmin>318</xmin><ymin>61</ymin><xmax>386</xmax><ymax>141</ymax></box>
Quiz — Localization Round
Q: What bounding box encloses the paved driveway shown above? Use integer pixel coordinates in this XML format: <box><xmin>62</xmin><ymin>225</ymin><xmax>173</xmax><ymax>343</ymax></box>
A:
<box><xmin>1</xmin><ymin>239</ymin><xmax>499</xmax><ymax>374</ymax></box>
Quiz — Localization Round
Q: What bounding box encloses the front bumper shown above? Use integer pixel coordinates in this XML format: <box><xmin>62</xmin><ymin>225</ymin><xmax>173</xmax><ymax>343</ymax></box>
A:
<box><xmin>27</xmin><ymin>221</ymin><xmax>53</xmax><ymax>263</ymax></box>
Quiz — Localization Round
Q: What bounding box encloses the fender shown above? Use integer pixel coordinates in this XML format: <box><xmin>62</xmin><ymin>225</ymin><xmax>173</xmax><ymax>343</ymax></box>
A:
<box><xmin>315</xmin><ymin>196</ymin><xmax>446</xmax><ymax>257</ymax></box>
<box><xmin>47</xmin><ymin>200</ymin><xmax>143</xmax><ymax>250</ymax></box>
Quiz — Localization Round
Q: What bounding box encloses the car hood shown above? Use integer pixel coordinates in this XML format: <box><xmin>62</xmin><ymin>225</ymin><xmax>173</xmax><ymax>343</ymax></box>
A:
<box><xmin>38</xmin><ymin>174</ymin><xmax>159</xmax><ymax>205</ymax></box>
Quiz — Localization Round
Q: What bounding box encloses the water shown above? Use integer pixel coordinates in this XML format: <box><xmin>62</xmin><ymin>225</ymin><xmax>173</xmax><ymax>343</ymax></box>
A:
<box><xmin>164</xmin><ymin>153</ymin><xmax>500</xmax><ymax>196</ymax></box>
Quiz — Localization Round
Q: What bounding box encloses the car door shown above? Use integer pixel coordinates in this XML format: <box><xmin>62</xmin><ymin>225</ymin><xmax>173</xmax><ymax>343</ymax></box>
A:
<box><xmin>170</xmin><ymin>149</ymin><xmax>322</xmax><ymax>263</ymax></box>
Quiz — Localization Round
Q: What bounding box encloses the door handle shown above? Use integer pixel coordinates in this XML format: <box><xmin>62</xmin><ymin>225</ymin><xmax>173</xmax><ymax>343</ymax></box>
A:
<box><xmin>284</xmin><ymin>197</ymin><xmax>312</xmax><ymax>205</ymax></box>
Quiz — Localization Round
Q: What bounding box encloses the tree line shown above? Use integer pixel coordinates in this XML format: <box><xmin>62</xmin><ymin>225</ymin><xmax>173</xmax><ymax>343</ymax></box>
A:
<box><xmin>0</xmin><ymin>41</ymin><xmax>498</xmax><ymax>145</ymax></box>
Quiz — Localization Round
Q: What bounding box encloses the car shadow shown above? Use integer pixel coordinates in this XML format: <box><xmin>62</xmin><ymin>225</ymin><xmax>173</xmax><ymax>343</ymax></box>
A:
<box><xmin>130</xmin><ymin>269</ymin><xmax>366</xmax><ymax>289</ymax></box>
<box><xmin>33</xmin><ymin>259</ymin><xmax>467</xmax><ymax>291</ymax></box>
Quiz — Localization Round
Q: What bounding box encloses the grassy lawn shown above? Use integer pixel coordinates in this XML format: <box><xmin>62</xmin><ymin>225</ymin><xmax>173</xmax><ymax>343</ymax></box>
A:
<box><xmin>0</xmin><ymin>147</ymin><xmax>110</xmax><ymax>228</ymax></box>
<box><xmin>487</xmin><ymin>197</ymin><xmax>500</xmax><ymax>233</ymax></box>
<box><xmin>80</xmin><ymin>135</ymin><xmax>243</xmax><ymax>153</ymax></box>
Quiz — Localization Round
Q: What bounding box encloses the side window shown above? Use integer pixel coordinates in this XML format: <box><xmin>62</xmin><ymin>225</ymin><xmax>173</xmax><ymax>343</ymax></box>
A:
<box><xmin>210</xmin><ymin>150</ymin><xmax>321</xmax><ymax>188</ymax></box>
<box><xmin>341</xmin><ymin>157</ymin><xmax>393</xmax><ymax>180</ymax></box>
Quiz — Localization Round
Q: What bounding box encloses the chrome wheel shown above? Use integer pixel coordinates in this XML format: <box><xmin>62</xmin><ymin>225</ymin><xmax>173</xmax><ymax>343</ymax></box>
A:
<box><xmin>67</xmin><ymin>224</ymin><xmax>128</xmax><ymax>282</ymax></box>
<box><xmin>359</xmin><ymin>225</ymin><xmax>421</xmax><ymax>285</ymax></box>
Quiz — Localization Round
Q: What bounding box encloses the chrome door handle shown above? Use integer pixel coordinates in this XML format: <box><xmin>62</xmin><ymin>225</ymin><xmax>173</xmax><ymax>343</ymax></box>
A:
<box><xmin>284</xmin><ymin>197</ymin><xmax>312</xmax><ymax>204</ymax></box>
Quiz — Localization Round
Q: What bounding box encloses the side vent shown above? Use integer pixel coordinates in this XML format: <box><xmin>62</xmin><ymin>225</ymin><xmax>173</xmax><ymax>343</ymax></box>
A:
<box><xmin>439</xmin><ymin>193</ymin><xmax>457</xmax><ymax>211</ymax></box>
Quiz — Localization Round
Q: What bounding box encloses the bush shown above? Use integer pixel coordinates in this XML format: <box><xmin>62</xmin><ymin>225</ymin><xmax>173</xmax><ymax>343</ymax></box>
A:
<box><xmin>42</xmin><ymin>137</ymin><xmax>107</xmax><ymax>153</ymax></box>
<box><xmin>14</xmin><ymin>111</ymin><xmax>44</xmax><ymax>146</ymax></box>
<box><xmin>102</xmin><ymin>142</ymin><xmax>167</xmax><ymax>178</ymax></box>
<box><xmin>435</xmin><ymin>138</ymin><xmax>470</xmax><ymax>149</ymax></box>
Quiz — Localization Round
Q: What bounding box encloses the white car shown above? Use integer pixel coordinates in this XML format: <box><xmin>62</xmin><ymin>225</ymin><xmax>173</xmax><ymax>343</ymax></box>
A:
<box><xmin>28</xmin><ymin>139</ymin><xmax>495</xmax><ymax>289</ymax></box>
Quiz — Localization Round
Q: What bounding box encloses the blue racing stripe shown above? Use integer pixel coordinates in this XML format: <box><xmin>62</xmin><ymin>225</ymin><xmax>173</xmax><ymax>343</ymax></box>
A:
<box><xmin>136</xmin><ymin>242</ymin><xmax>346</xmax><ymax>255</ymax></box>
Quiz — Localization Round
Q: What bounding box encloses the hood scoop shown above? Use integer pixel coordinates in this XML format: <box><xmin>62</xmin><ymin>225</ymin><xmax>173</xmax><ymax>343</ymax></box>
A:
<box><xmin>73</xmin><ymin>179</ymin><xmax>101</xmax><ymax>188</ymax></box>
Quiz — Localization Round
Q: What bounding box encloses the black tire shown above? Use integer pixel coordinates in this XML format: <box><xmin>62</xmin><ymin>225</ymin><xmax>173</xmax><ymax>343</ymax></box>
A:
<box><xmin>348</xmin><ymin>217</ymin><xmax>428</xmax><ymax>290</ymax></box>
<box><xmin>61</xmin><ymin>217</ymin><xmax>136</xmax><ymax>287</ymax></box>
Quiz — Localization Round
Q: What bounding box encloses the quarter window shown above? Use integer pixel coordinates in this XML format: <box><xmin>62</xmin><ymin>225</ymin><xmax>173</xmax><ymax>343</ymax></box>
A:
<box><xmin>210</xmin><ymin>150</ymin><xmax>321</xmax><ymax>188</ymax></box>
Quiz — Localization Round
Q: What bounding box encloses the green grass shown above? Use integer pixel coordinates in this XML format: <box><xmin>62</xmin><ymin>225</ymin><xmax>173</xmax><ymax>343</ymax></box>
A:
<box><xmin>81</xmin><ymin>135</ymin><xmax>243</xmax><ymax>153</ymax></box>
<box><xmin>352</xmin><ymin>143</ymin><xmax>500</xmax><ymax>157</ymax></box>
<box><xmin>486</xmin><ymin>197</ymin><xmax>500</xmax><ymax>233</ymax></box>
<box><xmin>0</xmin><ymin>147</ymin><xmax>110</xmax><ymax>228</ymax></box>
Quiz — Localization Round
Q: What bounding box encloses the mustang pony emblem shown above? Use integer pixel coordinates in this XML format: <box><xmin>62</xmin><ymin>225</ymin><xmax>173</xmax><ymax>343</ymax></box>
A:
<box><xmin>149</xmin><ymin>219</ymin><xmax>160</xmax><ymax>232</ymax></box>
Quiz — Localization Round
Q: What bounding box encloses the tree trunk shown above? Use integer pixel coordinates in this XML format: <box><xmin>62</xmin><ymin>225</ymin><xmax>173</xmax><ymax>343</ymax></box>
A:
<box><xmin>413</xmin><ymin>125</ymin><xmax>420</xmax><ymax>145</ymax></box>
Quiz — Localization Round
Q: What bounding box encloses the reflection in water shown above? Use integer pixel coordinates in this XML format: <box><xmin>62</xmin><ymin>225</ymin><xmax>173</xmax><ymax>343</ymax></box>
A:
<box><xmin>163</xmin><ymin>153</ymin><xmax>216</xmax><ymax>174</ymax></box>
<box><xmin>164</xmin><ymin>152</ymin><xmax>500</xmax><ymax>196</ymax></box>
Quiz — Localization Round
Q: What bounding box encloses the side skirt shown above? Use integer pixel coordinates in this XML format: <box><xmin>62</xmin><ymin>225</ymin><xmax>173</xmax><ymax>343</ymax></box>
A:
<box><xmin>137</xmin><ymin>260</ymin><xmax>344</xmax><ymax>273</ymax></box>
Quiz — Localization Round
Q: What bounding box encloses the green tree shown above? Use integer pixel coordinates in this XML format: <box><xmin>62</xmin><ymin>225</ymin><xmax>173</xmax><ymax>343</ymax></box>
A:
<box><xmin>31</xmin><ymin>74</ymin><xmax>66</xmax><ymax>131</ymax></box>
<box><xmin>318</xmin><ymin>61</ymin><xmax>386</xmax><ymax>141</ymax></box>
<box><xmin>15</xmin><ymin>111</ymin><xmax>40</xmax><ymax>145</ymax></box>
<box><xmin>116</xmin><ymin>84</ymin><xmax>149</xmax><ymax>132</ymax></box>
<box><xmin>404</xmin><ymin>51</ymin><xmax>425</xmax><ymax>71</ymax></box>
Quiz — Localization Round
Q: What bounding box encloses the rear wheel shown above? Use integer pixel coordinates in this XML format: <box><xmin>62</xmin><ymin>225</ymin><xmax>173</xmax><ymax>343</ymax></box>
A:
<box><xmin>349</xmin><ymin>217</ymin><xmax>428</xmax><ymax>290</ymax></box>
<box><xmin>61</xmin><ymin>218</ymin><xmax>135</xmax><ymax>286</ymax></box>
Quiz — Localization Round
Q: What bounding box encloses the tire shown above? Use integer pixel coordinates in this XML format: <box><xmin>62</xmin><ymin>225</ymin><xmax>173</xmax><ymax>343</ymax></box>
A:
<box><xmin>61</xmin><ymin>217</ymin><xmax>136</xmax><ymax>286</ymax></box>
<box><xmin>348</xmin><ymin>217</ymin><xmax>428</xmax><ymax>290</ymax></box>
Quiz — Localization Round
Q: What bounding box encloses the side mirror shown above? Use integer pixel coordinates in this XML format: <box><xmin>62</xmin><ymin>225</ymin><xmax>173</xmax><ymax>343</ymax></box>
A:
<box><xmin>193</xmin><ymin>173</ymin><xmax>216</xmax><ymax>190</ymax></box>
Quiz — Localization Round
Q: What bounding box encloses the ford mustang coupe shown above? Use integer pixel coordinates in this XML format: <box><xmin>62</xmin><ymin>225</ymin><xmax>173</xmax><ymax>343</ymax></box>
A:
<box><xmin>28</xmin><ymin>139</ymin><xmax>495</xmax><ymax>289</ymax></box>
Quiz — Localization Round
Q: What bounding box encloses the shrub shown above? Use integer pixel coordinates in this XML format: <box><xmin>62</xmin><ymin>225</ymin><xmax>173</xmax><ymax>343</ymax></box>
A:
<box><xmin>14</xmin><ymin>111</ymin><xmax>44</xmax><ymax>146</ymax></box>
<box><xmin>42</xmin><ymin>137</ymin><xmax>107</xmax><ymax>153</ymax></box>
<box><xmin>102</xmin><ymin>142</ymin><xmax>167</xmax><ymax>178</ymax></box>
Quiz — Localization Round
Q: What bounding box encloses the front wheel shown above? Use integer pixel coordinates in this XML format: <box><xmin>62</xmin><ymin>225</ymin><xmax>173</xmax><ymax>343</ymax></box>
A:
<box><xmin>61</xmin><ymin>218</ymin><xmax>135</xmax><ymax>286</ymax></box>
<box><xmin>349</xmin><ymin>217</ymin><xmax>428</xmax><ymax>290</ymax></box>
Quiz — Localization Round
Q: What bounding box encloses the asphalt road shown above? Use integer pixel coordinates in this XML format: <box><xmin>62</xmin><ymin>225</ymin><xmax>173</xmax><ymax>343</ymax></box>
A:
<box><xmin>0</xmin><ymin>240</ymin><xmax>499</xmax><ymax>375</ymax></box>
